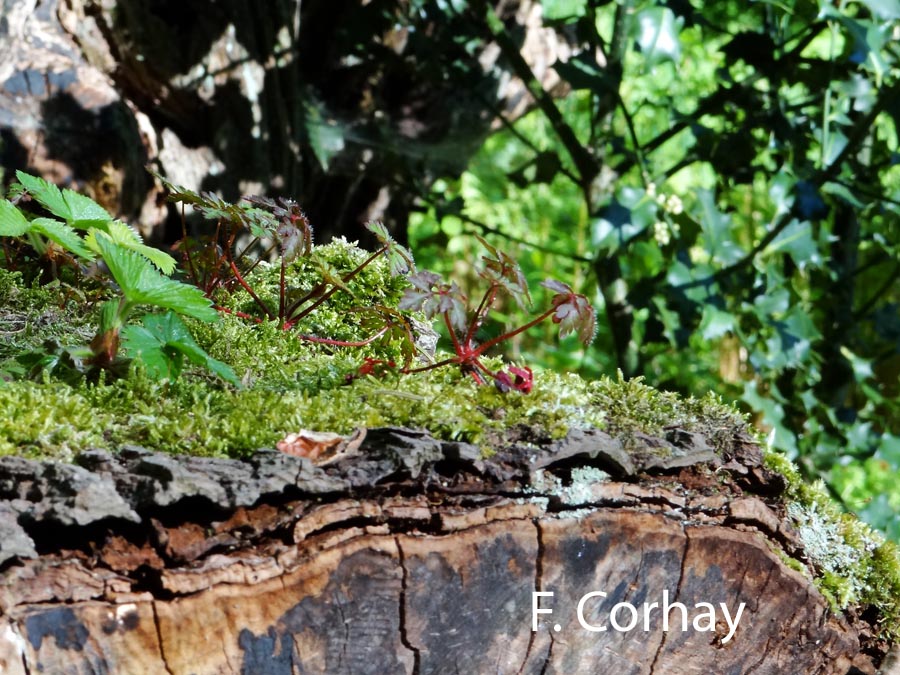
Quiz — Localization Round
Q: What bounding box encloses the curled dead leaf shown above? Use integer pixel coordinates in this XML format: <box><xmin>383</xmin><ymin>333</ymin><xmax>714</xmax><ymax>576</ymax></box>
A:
<box><xmin>276</xmin><ymin>428</ymin><xmax>367</xmax><ymax>464</ymax></box>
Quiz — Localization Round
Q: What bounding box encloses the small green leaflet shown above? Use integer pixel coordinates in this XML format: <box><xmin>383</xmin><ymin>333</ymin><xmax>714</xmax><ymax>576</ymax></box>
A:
<box><xmin>31</xmin><ymin>218</ymin><xmax>95</xmax><ymax>261</ymax></box>
<box><xmin>0</xmin><ymin>200</ymin><xmax>30</xmax><ymax>236</ymax></box>
<box><xmin>365</xmin><ymin>221</ymin><xmax>415</xmax><ymax>276</ymax></box>
<box><xmin>93</xmin><ymin>232</ymin><xmax>219</xmax><ymax>322</ymax></box>
<box><xmin>15</xmin><ymin>171</ymin><xmax>69</xmax><ymax>221</ymax></box>
<box><xmin>86</xmin><ymin>220</ymin><xmax>176</xmax><ymax>274</ymax></box>
<box><xmin>16</xmin><ymin>170</ymin><xmax>111</xmax><ymax>227</ymax></box>
<box><xmin>122</xmin><ymin>312</ymin><xmax>239</xmax><ymax>385</ymax></box>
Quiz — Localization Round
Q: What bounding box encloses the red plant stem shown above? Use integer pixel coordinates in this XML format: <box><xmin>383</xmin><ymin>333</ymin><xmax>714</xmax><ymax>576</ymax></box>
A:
<box><xmin>465</xmin><ymin>283</ymin><xmax>500</xmax><ymax>347</ymax></box>
<box><xmin>278</xmin><ymin>255</ymin><xmax>286</xmax><ymax>321</ymax></box>
<box><xmin>228</xmin><ymin>259</ymin><xmax>274</xmax><ymax>320</ymax></box>
<box><xmin>472</xmin><ymin>307</ymin><xmax>556</xmax><ymax>357</ymax></box>
<box><xmin>401</xmin><ymin>356</ymin><xmax>459</xmax><ymax>374</ymax></box>
<box><xmin>285</xmin><ymin>246</ymin><xmax>386</xmax><ymax>321</ymax></box>
<box><xmin>214</xmin><ymin>305</ymin><xmax>264</xmax><ymax>323</ymax></box>
<box><xmin>444</xmin><ymin>312</ymin><xmax>464</xmax><ymax>355</ymax></box>
<box><xmin>296</xmin><ymin>325</ymin><xmax>390</xmax><ymax>347</ymax></box>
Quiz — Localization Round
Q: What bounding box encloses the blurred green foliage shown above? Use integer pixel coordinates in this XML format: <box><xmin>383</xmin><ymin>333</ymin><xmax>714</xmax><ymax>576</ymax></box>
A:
<box><xmin>408</xmin><ymin>0</ymin><xmax>900</xmax><ymax>536</ymax></box>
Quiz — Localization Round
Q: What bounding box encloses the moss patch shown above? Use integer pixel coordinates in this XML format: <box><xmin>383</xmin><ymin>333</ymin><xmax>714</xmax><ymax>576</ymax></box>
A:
<box><xmin>765</xmin><ymin>449</ymin><xmax>900</xmax><ymax>639</ymax></box>
<box><xmin>2</xmin><ymin>237</ymin><xmax>898</xmax><ymax>642</ymax></box>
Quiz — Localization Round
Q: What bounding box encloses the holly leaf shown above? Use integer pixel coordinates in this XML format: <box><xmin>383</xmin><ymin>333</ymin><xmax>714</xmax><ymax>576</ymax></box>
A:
<box><xmin>93</xmin><ymin>232</ymin><xmax>219</xmax><ymax>322</ymax></box>
<box><xmin>542</xmin><ymin>279</ymin><xmax>597</xmax><ymax>346</ymax></box>
<box><xmin>476</xmin><ymin>235</ymin><xmax>531</xmax><ymax>309</ymax></box>
<box><xmin>122</xmin><ymin>312</ymin><xmax>239</xmax><ymax>385</ymax></box>
<box><xmin>366</xmin><ymin>221</ymin><xmax>416</xmax><ymax>276</ymax></box>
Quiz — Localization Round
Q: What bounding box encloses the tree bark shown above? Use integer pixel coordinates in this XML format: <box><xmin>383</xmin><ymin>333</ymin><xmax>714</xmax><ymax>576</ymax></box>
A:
<box><xmin>0</xmin><ymin>0</ymin><xmax>568</xmax><ymax>246</ymax></box>
<box><xmin>0</xmin><ymin>427</ymin><xmax>889</xmax><ymax>674</ymax></box>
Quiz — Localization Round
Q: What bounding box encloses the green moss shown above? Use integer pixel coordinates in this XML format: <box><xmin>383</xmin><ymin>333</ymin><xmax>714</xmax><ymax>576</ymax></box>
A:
<box><xmin>764</xmin><ymin>449</ymin><xmax>900</xmax><ymax>639</ymax></box>
<box><xmin>2</xmin><ymin>238</ymin><xmax>897</xmax><ymax>640</ymax></box>
<box><xmin>0</xmin><ymin>268</ymin><xmax>99</xmax><ymax>365</ymax></box>
<box><xmin>589</xmin><ymin>372</ymin><xmax>748</xmax><ymax>454</ymax></box>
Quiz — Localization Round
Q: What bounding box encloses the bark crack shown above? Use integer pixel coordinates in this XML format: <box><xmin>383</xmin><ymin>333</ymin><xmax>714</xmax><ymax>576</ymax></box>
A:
<box><xmin>517</xmin><ymin>518</ymin><xmax>545</xmax><ymax>675</ymax></box>
<box><xmin>151</xmin><ymin>601</ymin><xmax>174</xmax><ymax>675</ymax></box>
<box><xmin>648</xmin><ymin>523</ymin><xmax>690</xmax><ymax>674</ymax></box>
<box><xmin>395</xmin><ymin>536</ymin><xmax>421</xmax><ymax>675</ymax></box>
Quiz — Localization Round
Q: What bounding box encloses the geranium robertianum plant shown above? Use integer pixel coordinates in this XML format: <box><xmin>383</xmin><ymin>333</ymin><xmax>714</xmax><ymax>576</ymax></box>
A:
<box><xmin>1</xmin><ymin>169</ymin><xmax>595</xmax><ymax>394</ymax></box>
<box><xmin>161</xmin><ymin>172</ymin><xmax>597</xmax><ymax>392</ymax></box>
<box><xmin>398</xmin><ymin>237</ymin><xmax>597</xmax><ymax>392</ymax></box>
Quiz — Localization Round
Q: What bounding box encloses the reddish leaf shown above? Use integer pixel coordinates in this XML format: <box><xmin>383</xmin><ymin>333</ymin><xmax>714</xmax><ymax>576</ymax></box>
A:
<box><xmin>542</xmin><ymin>279</ymin><xmax>597</xmax><ymax>346</ymax></box>
<box><xmin>494</xmin><ymin>365</ymin><xmax>534</xmax><ymax>393</ymax></box>
<box><xmin>399</xmin><ymin>271</ymin><xmax>468</xmax><ymax>333</ymax></box>
<box><xmin>476</xmin><ymin>235</ymin><xmax>531</xmax><ymax>309</ymax></box>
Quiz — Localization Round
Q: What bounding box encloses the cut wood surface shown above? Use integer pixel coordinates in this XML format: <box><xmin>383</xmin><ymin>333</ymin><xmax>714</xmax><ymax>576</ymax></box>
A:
<box><xmin>0</xmin><ymin>427</ymin><xmax>889</xmax><ymax>674</ymax></box>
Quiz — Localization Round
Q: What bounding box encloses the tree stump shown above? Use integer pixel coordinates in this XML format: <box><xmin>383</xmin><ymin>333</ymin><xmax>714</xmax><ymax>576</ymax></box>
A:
<box><xmin>0</xmin><ymin>427</ymin><xmax>890</xmax><ymax>674</ymax></box>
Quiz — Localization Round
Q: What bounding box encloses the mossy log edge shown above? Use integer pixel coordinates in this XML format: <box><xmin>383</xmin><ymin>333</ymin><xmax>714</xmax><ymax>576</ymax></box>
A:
<box><xmin>0</xmin><ymin>426</ymin><xmax>887</xmax><ymax>674</ymax></box>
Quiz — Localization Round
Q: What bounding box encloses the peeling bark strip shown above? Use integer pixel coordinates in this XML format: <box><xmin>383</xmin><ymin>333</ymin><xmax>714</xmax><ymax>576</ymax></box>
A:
<box><xmin>0</xmin><ymin>427</ymin><xmax>885</xmax><ymax>673</ymax></box>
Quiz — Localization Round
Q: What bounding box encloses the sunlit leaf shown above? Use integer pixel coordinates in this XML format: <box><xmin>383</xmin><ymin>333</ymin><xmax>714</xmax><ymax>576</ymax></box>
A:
<box><xmin>542</xmin><ymin>279</ymin><xmax>596</xmax><ymax>345</ymax></box>
<box><xmin>635</xmin><ymin>7</ymin><xmax>682</xmax><ymax>63</ymax></box>
<box><xmin>0</xmin><ymin>200</ymin><xmax>30</xmax><ymax>236</ymax></box>
<box><xmin>93</xmin><ymin>232</ymin><xmax>219</xmax><ymax>322</ymax></box>
<box><xmin>30</xmin><ymin>218</ymin><xmax>94</xmax><ymax>260</ymax></box>
<box><xmin>476</xmin><ymin>235</ymin><xmax>531</xmax><ymax>309</ymax></box>
<box><xmin>366</xmin><ymin>221</ymin><xmax>416</xmax><ymax>276</ymax></box>
<box><xmin>62</xmin><ymin>189</ymin><xmax>111</xmax><ymax>227</ymax></box>
<box><xmin>542</xmin><ymin>0</ymin><xmax>586</xmax><ymax>21</ymax></box>
<box><xmin>15</xmin><ymin>171</ymin><xmax>70</xmax><ymax>220</ymax></box>
<box><xmin>86</xmin><ymin>220</ymin><xmax>176</xmax><ymax>274</ymax></box>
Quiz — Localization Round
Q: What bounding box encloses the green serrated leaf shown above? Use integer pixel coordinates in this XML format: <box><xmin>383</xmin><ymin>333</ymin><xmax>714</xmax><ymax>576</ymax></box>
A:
<box><xmin>123</xmin><ymin>312</ymin><xmax>239</xmax><ymax>385</ymax></box>
<box><xmin>16</xmin><ymin>171</ymin><xmax>70</xmax><ymax>220</ymax></box>
<box><xmin>30</xmin><ymin>218</ymin><xmax>95</xmax><ymax>260</ymax></box>
<box><xmin>86</xmin><ymin>221</ymin><xmax>176</xmax><ymax>274</ymax></box>
<box><xmin>62</xmin><ymin>189</ymin><xmax>111</xmax><ymax>225</ymax></box>
<box><xmin>93</xmin><ymin>233</ymin><xmax>218</xmax><ymax>322</ymax></box>
<box><xmin>0</xmin><ymin>200</ymin><xmax>30</xmax><ymax>236</ymax></box>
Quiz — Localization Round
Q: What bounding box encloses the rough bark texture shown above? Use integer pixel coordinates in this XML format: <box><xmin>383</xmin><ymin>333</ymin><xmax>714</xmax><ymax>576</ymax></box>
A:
<box><xmin>0</xmin><ymin>0</ymin><xmax>566</xmax><ymax>246</ymax></box>
<box><xmin>0</xmin><ymin>427</ymin><xmax>889</xmax><ymax>674</ymax></box>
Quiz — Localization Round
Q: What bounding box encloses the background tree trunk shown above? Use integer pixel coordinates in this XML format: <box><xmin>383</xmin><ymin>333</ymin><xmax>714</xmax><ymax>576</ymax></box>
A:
<box><xmin>0</xmin><ymin>427</ymin><xmax>890</xmax><ymax>674</ymax></box>
<box><xmin>0</xmin><ymin>0</ymin><xmax>565</xmax><ymax>247</ymax></box>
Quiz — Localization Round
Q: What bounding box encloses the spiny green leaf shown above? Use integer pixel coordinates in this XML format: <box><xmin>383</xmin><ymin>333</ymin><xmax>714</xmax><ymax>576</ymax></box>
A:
<box><xmin>30</xmin><ymin>218</ymin><xmax>95</xmax><ymax>261</ymax></box>
<box><xmin>16</xmin><ymin>171</ymin><xmax>70</xmax><ymax>220</ymax></box>
<box><xmin>93</xmin><ymin>232</ymin><xmax>219</xmax><ymax>322</ymax></box>
<box><xmin>0</xmin><ymin>200</ymin><xmax>30</xmax><ymax>236</ymax></box>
